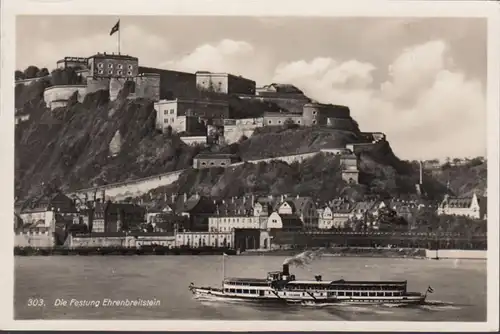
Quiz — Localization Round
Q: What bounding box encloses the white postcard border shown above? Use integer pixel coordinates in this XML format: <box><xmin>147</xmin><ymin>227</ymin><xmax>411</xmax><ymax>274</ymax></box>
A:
<box><xmin>1</xmin><ymin>0</ymin><xmax>498</xmax><ymax>332</ymax></box>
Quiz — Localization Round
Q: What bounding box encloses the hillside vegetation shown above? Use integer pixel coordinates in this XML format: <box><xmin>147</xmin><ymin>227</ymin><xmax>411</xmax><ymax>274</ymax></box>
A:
<box><xmin>15</xmin><ymin>81</ymin><xmax>199</xmax><ymax>199</ymax></box>
<box><xmin>15</xmin><ymin>70</ymin><xmax>486</xmax><ymax>202</ymax></box>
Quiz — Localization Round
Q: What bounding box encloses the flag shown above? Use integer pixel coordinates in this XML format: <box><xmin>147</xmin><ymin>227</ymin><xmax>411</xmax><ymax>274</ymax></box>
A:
<box><xmin>110</xmin><ymin>20</ymin><xmax>120</xmax><ymax>36</ymax></box>
<box><xmin>427</xmin><ymin>286</ymin><xmax>434</xmax><ymax>293</ymax></box>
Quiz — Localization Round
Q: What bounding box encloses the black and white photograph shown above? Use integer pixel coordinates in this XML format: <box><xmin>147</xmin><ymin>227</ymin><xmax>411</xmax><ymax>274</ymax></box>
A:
<box><xmin>1</xmin><ymin>0</ymin><xmax>499</xmax><ymax>332</ymax></box>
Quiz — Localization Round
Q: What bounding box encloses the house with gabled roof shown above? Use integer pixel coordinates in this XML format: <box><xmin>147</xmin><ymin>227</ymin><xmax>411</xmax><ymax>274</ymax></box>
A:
<box><xmin>437</xmin><ymin>192</ymin><xmax>487</xmax><ymax>220</ymax></box>
<box><xmin>276</xmin><ymin>195</ymin><xmax>318</xmax><ymax>229</ymax></box>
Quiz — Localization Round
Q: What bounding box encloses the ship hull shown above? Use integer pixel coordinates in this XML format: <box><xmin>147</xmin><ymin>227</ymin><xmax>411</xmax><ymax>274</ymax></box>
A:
<box><xmin>189</xmin><ymin>287</ymin><xmax>426</xmax><ymax>305</ymax></box>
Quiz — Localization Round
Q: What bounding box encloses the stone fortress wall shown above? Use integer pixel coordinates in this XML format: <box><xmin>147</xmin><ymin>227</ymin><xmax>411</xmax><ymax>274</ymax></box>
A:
<box><xmin>69</xmin><ymin>135</ymin><xmax>384</xmax><ymax>202</ymax></box>
<box><xmin>43</xmin><ymin>85</ymin><xmax>88</xmax><ymax>110</ymax></box>
<box><xmin>67</xmin><ymin>169</ymin><xmax>185</xmax><ymax>202</ymax></box>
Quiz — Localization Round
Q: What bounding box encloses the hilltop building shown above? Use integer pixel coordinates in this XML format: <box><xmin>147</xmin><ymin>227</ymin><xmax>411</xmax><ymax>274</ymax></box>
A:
<box><xmin>56</xmin><ymin>56</ymin><xmax>89</xmax><ymax>70</ymax></box>
<box><xmin>196</xmin><ymin>71</ymin><xmax>256</xmax><ymax>95</ymax></box>
<box><xmin>256</xmin><ymin>83</ymin><xmax>305</xmax><ymax>98</ymax></box>
<box><xmin>192</xmin><ymin>153</ymin><xmax>241</xmax><ymax>169</ymax></box>
<box><xmin>154</xmin><ymin>98</ymin><xmax>229</xmax><ymax>134</ymax></box>
<box><xmin>87</xmin><ymin>53</ymin><xmax>139</xmax><ymax>78</ymax></box>
<box><xmin>340</xmin><ymin>153</ymin><xmax>360</xmax><ymax>184</ymax></box>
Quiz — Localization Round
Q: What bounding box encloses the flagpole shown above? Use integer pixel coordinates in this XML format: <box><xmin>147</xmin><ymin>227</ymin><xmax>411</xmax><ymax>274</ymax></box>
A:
<box><xmin>118</xmin><ymin>19</ymin><xmax>121</xmax><ymax>55</ymax></box>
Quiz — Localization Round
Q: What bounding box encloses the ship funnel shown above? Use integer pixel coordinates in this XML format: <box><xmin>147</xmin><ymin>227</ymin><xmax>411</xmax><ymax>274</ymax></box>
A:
<box><xmin>282</xmin><ymin>264</ymin><xmax>290</xmax><ymax>276</ymax></box>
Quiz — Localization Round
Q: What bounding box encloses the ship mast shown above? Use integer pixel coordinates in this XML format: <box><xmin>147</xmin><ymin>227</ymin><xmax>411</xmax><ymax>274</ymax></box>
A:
<box><xmin>222</xmin><ymin>253</ymin><xmax>227</xmax><ymax>288</ymax></box>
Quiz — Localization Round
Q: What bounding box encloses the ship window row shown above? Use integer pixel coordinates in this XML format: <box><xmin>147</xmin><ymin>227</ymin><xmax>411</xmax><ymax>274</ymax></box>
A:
<box><xmin>225</xmin><ymin>281</ymin><xmax>269</xmax><ymax>287</ymax></box>
<box><xmin>335</xmin><ymin>291</ymin><xmax>402</xmax><ymax>297</ymax></box>
<box><xmin>225</xmin><ymin>288</ymin><xmax>258</xmax><ymax>294</ymax></box>
<box><xmin>287</xmin><ymin>285</ymin><xmax>404</xmax><ymax>291</ymax></box>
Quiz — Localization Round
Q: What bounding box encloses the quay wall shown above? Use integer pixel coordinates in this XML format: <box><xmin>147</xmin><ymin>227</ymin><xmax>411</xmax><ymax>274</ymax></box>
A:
<box><xmin>425</xmin><ymin>249</ymin><xmax>487</xmax><ymax>260</ymax></box>
<box><xmin>14</xmin><ymin>231</ymin><xmax>55</xmax><ymax>248</ymax></box>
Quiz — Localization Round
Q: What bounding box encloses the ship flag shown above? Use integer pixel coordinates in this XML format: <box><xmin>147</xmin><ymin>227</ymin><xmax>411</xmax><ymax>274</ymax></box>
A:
<box><xmin>427</xmin><ymin>286</ymin><xmax>434</xmax><ymax>293</ymax></box>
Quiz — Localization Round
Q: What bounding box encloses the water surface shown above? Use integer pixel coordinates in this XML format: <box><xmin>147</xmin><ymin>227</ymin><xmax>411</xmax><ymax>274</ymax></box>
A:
<box><xmin>15</xmin><ymin>255</ymin><xmax>486</xmax><ymax>321</ymax></box>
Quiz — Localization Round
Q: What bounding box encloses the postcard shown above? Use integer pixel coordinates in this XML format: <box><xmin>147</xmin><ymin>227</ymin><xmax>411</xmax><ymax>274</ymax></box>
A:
<box><xmin>1</xmin><ymin>0</ymin><xmax>499</xmax><ymax>332</ymax></box>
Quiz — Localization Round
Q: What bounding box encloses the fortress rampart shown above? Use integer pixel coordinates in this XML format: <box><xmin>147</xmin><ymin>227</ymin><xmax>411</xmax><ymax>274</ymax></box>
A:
<box><xmin>237</xmin><ymin>94</ymin><xmax>308</xmax><ymax>114</ymax></box>
<box><xmin>223</xmin><ymin>118</ymin><xmax>265</xmax><ymax>144</ymax></box>
<box><xmin>43</xmin><ymin>85</ymin><xmax>88</xmax><ymax>110</ymax></box>
<box><xmin>69</xmin><ymin>169</ymin><xmax>186</xmax><ymax>201</ymax></box>
<box><xmin>69</xmin><ymin>138</ymin><xmax>386</xmax><ymax>201</ymax></box>
<box><xmin>15</xmin><ymin>75</ymin><xmax>51</xmax><ymax>87</ymax></box>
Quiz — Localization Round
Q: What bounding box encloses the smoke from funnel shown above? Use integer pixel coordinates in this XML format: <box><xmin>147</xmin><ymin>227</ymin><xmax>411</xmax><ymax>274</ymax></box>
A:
<box><xmin>283</xmin><ymin>248</ymin><xmax>324</xmax><ymax>267</ymax></box>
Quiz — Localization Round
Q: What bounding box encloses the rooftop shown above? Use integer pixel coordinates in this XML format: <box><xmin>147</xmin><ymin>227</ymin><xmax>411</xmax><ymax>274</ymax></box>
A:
<box><xmin>89</xmin><ymin>53</ymin><xmax>138</xmax><ymax>61</ymax></box>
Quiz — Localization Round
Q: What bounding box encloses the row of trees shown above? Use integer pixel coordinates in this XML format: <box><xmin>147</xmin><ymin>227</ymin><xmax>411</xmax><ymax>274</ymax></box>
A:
<box><xmin>15</xmin><ymin>66</ymin><xmax>50</xmax><ymax>80</ymax></box>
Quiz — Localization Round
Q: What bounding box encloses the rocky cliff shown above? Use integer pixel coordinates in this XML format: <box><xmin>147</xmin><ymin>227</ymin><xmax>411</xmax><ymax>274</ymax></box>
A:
<box><xmin>15</xmin><ymin>75</ymin><xmax>486</xmax><ymax>202</ymax></box>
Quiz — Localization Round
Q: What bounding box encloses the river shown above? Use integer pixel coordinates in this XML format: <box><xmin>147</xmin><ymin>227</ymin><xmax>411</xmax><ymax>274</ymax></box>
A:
<box><xmin>14</xmin><ymin>255</ymin><xmax>486</xmax><ymax>321</ymax></box>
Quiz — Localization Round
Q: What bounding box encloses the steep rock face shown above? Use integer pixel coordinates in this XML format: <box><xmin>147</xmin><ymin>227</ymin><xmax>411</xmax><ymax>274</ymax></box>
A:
<box><xmin>15</xmin><ymin>84</ymin><xmax>201</xmax><ymax>199</ymax></box>
<box><xmin>108</xmin><ymin>130</ymin><xmax>122</xmax><ymax>157</ymax></box>
<box><xmin>15</xmin><ymin>69</ymin><xmax>485</xmax><ymax>202</ymax></box>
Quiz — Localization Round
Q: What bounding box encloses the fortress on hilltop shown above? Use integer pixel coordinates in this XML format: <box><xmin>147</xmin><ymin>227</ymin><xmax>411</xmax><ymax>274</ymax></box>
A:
<box><xmin>16</xmin><ymin>52</ymin><xmax>394</xmax><ymax>196</ymax></box>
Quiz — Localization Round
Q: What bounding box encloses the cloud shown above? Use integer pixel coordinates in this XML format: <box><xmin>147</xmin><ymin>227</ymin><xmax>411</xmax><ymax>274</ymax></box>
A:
<box><xmin>17</xmin><ymin>25</ymin><xmax>168</xmax><ymax>70</ymax></box>
<box><xmin>161</xmin><ymin>39</ymin><xmax>272</xmax><ymax>84</ymax></box>
<box><xmin>271</xmin><ymin>40</ymin><xmax>486</xmax><ymax>160</ymax></box>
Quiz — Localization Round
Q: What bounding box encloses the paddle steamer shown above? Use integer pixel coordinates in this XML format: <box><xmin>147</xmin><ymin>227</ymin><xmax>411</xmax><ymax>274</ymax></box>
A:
<box><xmin>189</xmin><ymin>258</ymin><xmax>431</xmax><ymax>305</ymax></box>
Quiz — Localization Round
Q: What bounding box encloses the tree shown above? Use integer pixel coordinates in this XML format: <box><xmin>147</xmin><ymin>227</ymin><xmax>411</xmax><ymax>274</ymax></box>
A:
<box><xmin>37</xmin><ymin>68</ymin><xmax>50</xmax><ymax>77</ymax></box>
<box><xmin>15</xmin><ymin>70</ymin><xmax>25</xmax><ymax>80</ymax></box>
<box><xmin>165</xmin><ymin>125</ymin><xmax>173</xmax><ymax>138</ymax></box>
<box><xmin>24</xmin><ymin>66</ymin><xmax>40</xmax><ymax>79</ymax></box>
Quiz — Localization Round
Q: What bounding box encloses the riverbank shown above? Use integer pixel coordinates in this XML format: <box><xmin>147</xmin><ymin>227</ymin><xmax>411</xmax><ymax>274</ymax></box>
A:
<box><xmin>14</xmin><ymin>246</ymin><xmax>237</xmax><ymax>256</ymax></box>
<box><xmin>14</xmin><ymin>246</ymin><xmax>487</xmax><ymax>259</ymax></box>
<box><xmin>241</xmin><ymin>247</ymin><xmax>487</xmax><ymax>260</ymax></box>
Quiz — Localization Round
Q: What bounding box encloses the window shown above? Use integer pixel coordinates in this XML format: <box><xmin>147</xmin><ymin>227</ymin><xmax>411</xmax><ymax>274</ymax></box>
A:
<box><xmin>170</xmin><ymin>118</ymin><xmax>174</xmax><ymax>123</ymax></box>
<box><xmin>298</xmin><ymin>120</ymin><xmax>301</xmax><ymax>124</ymax></box>
<box><xmin>210</xmin><ymin>162</ymin><xmax>215</xmax><ymax>165</ymax></box>
<box><xmin>236</xmin><ymin>289</ymin><xmax>242</xmax><ymax>293</ymax></box>
<box><xmin>108</xmin><ymin>70</ymin><xmax>113</xmax><ymax>75</ymax></box>
<box><xmin>164</xmin><ymin>119</ymin><xmax>168</xmax><ymax>123</ymax></box>
<box><xmin>108</xmin><ymin>63</ymin><xmax>113</xmax><ymax>68</ymax></box>
<box><xmin>278</xmin><ymin>120</ymin><xmax>282</xmax><ymax>124</ymax></box>
<box><xmin>201</xmin><ymin>162</ymin><xmax>207</xmax><ymax>166</ymax></box>
<box><xmin>98</xmin><ymin>70</ymin><xmax>104</xmax><ymax>74</ymax></box>
<box><xmin>243</xmin><ymin>289</ymin><xmax>249</xmax><ymax>294</ymax></box>
<box><xmin>361</xmin><ymin>292</ymin><xmax>368</xmax><ymax>297</ymax></box>
<box><xmin>312</xmin><ymin>111</ymin><xmax>317</xmax><ymax>115</ymax></box>
<box><xmin>117</xmin><ymin>70</ymin><xmax>123</xmax><ymax>75</ymax></box>
<box><xmin>346</xmin><ymin>292</ymin><xmax>352</xmax><ymax>297</ymax></box>
<box><xmin>127</xmin><ymin>71</ymin><xmax>132</xmax><ymax>76</ymax></box>
<box><xmin>221</xmin><ymin>162</ymin><xmax>226</xmax><ymax>166</ymax></box>
<box><xmin>338</xmin><ymin>291</ymin><xmax>344</xmax><ymax>296</ymax></box>
<box><xmin>313</xmin><ymin>120</ymin><xmax>317</xmax><ymax>125</ymax></box>
<box><xmin>268</xmin><ymin>120</ymin><xmax>272</xmax><ymax>124</ymax></box>
<box><xmin>250</xmin><ymin>290</ymin><xmax>256</xmax><ymax>294</ymax></box>
<box><xmin>353</xmin><ymin>292</ymin><xmax>360</xmax><ymax>297</ymax></box>
<box><xmin>224</xmin><ymin>288</ymin><xmax>229</xmax><ymax>292</ymax></box>
<box><xmin>118</xmin><ymin>64</ymin><xmax>123</xmax><ymax>69</ymax></box>
<box><xmin>164</xmin><ymin>110</ymin><xmax>167</xmax><ymax>115</ymax></box>
<box><xmin>128</xmin><ymin>65</ymin><xmax>133</xmax><ymax>69</ymax></box>
<box><xmin>230</xmin><ymin>289</ymin><xmax>235</xmax><ymax>293</ymax></box>
<box><xmin>170</xmin><ymin>109</ymin><xmax>174</xmax><ymax>114</ymax></box>
<box><xmin>98</xmin><ymin>63</ymin><xmax>103</xmax><ymax>68</ymax></box>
